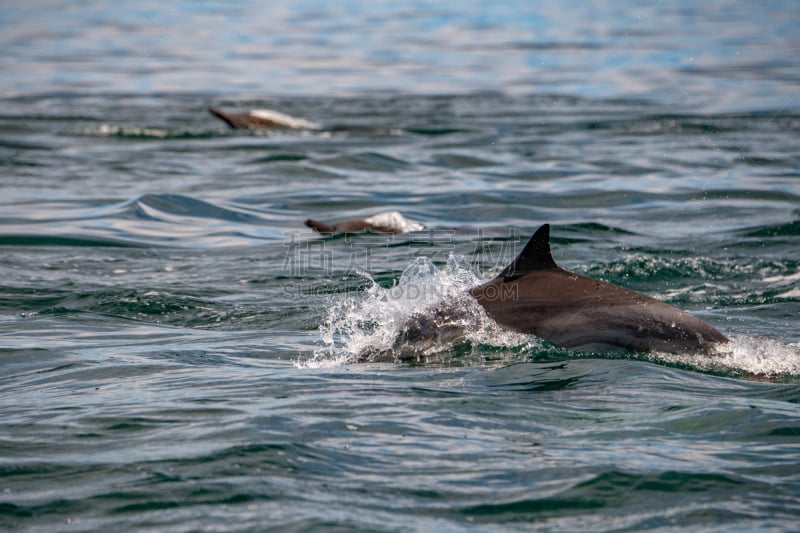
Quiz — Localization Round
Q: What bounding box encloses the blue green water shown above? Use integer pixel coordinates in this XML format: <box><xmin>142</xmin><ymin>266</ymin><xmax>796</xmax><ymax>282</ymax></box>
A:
<box><xmin>2</xmin><ymin>1</ymin><xmax>800</xmax><ymax>531</ymax></box>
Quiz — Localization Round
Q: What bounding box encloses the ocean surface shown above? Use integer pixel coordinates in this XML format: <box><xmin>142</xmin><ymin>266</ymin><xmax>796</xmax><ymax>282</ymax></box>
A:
<box><xmin>2</xmin><ymin>1</ymin><xmax>800</xmax><ymax>531</ymax></box>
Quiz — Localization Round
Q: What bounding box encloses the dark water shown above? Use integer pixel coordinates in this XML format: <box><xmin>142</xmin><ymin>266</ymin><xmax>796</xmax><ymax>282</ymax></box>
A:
<box><xmin>2</xmin><ymin>1</ymin><xmax>800</xmax><ymax>531</ymax></box>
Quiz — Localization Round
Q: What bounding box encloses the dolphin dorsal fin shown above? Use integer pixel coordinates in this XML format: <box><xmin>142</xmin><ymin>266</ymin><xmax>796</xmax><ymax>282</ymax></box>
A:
<box><xmin>498</xmin><ymin>224</ymin><xmax>558</xmax><ymax>281</ymax></box>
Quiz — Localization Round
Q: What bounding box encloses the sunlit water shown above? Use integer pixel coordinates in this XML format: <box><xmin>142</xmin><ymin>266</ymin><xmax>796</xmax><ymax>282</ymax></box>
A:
<box><xmin>1</xmin><ymin>1</ymin><xmax>800</xmax><ymax>531</ymax></box>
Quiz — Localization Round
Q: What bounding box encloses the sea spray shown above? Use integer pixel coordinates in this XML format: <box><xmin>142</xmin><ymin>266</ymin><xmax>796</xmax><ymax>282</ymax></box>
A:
<box><xmin>304</xmin><ymin>254</ymin><xmax>532</xmax><ymax>367</ymax></box>
<box><xmin>645</xmin><ymin>337</ymin><xmax>800</xmax><ymax>379</ymax></box>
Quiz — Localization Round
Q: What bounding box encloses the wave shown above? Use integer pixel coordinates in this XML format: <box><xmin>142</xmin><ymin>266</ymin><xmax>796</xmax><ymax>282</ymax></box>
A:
<box><xmin>0</xmin><ymin>194</ymin><xmax>285</xmax><ymax>248</ymax></box>
<box><xmin>460</xmin><ymin>469</ymin><xmax>744</xmax><ymax>522</ymax></box>
<box><xmin>75</xmin><ymin>124</ymin><xmax>219</xmax><ymax>140</ymax></box>
<box><xmin>0</xmin><ymin>235</ymin><xmax>144</xmax><ymax>247</ymax></box>
<box><xmin>742</xmin><ymin>220</ymin><xmax>800</xmax><ymax>238</ymax></box>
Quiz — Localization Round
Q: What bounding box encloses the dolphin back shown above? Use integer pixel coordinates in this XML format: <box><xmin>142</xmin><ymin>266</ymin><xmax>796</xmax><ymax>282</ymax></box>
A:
<box><xmin>471</xmin><ymin>224</ymin><xmax>729</xmax><ymax>354</ymax></box>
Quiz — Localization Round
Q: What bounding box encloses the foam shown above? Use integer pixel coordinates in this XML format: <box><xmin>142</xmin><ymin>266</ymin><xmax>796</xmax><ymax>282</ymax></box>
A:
<box><xmin>646</xmin><ymin>337</ymin><xmax>800</xmax><ymax>379</ymax></box>
<box><xmin>762</xmin><ymin>270</ymin><xmax>800</xmax><ymax>284</ymax></box>
<box><xmin>363</xmin><ymin>211</ymin><xmax>424</xmax><ymax>234</ymax></box>
<box><xmin>762</xmin><ymin>269</ymin><xmax>800</xmax><ymax>300</ymax></box>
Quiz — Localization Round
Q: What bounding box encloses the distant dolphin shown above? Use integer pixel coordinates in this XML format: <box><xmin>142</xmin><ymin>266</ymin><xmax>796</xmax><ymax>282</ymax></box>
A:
<box><xmin>208</xmin><ymin>107</ymin><xmax>319</xmax><ymax>130</ymax></box>
<box><xmin>306</xmin><ymin>218</ymin><xmax>388</xmax><ymax>235</ymax></box>
<box><xmin>469</xmin><ymin>224</ymin><xmax>728</xmax><ymax>354</ymax></box>
<box><xmin>306</xmin><ymin>212</ymin><xmax>424</xmax><ymax>235</ymax></box>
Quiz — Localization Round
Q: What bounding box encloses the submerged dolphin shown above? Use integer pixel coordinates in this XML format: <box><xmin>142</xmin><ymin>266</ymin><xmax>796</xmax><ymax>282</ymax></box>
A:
<box><xmin>469</xmin><ymin>224</ymin><xmax>728</xmax><ymax>354</ymax></box>
<box><xmin>208</xmin><ymin>107</ymin><xmax>319</xmax><ymax>130</ymax></box>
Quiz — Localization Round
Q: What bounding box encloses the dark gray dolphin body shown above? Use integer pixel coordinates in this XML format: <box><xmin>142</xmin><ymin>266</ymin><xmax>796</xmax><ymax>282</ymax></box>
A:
<box><xmin>470</xmin><ymin>224</ymin><xmax>728</xmax><ymax>354</ymax></box>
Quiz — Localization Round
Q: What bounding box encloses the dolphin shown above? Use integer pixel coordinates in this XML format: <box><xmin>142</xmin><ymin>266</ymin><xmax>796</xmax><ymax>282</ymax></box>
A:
<box><xmin>306</xmin><ymin>212</ymin><xmax>424</xmax><ymax>235</ymax></box>
<box><xmin>306</xmin><ymin>218</ymin><xmax>390</xmax><ymax>235</ymax></box>
<box><xmin>469</xmin><ymin>224</ymin><xmax>728</xmax><ymax>354</ymax></box>
<box><xmin>208</xmin><ymin>107</ymin><xmax>319</xmax><ymax>130</ymax></box>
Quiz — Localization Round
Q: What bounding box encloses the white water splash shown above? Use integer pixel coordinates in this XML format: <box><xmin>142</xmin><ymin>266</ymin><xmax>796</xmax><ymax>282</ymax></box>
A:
<box><xmin>363</xmin><ymin>211</ymin><xmax>424</xmax><ymax>234</ymax></box>
<box><xmin>300</xmin><ymin>254</ymin><xmax>531</xmax><ymax>368</ymax></box>
<box><xmin>646</xmin><ymin>337</ymin><xmax>800</xmax><ymax>379</ymax></box>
